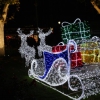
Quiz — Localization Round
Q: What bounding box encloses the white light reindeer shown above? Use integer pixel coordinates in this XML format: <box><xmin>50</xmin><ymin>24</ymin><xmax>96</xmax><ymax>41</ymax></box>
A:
<box><xmin>17</xmin><ymin>28</ymin><xmax>36</xmax><ymax>67</ymax></box>
<box><xmin>37</xmin><ymin>28</ymin><xmax>53</xmax><ymax>57</ymax></box>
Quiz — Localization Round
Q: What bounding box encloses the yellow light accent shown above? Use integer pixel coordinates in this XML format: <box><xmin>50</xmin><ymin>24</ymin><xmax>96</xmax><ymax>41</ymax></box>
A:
<box><xmin>81</xmin><ymin>49</ymin><xmax>100</xmax><ymax>64</ymax></box>
<box><xmin>80</xmin><ymin>42</ymin><xmax>100</xmax><ymax>64</ymax></box>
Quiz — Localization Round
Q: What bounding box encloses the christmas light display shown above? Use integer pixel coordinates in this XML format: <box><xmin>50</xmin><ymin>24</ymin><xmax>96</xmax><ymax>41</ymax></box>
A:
<box><xmin>28</xmin><ymin>39</ymin><xmax>84</xmax><ymax>100</ymax></box>
<box><xmin>79</xmin><ymin>36</ymin><xmax>100</xmax><ymax>64</ymax></box>
<box><xmin>61</xmin><ymin>18</ymin><xmax>91</xmax><ymax>44</ymax></box>
<box><xmin>37</xmin><ymin>28</ymin><xmax>52</xmax><ymax>57</ymax></box>
<box><xmin>71</xmin><ymin>64</ymin><xmax>100</xmax><ymax>99</ymax></box>
<box><xmin>52</xmin><ymin>42</ymin><xmax>83</xmax><ymax>68</ymax></box>
<box><xmin>17</xmin><ymin>28</ymin><xmax>36</xmax><ymax>67</ymax></box>
<box><xmin>18</xmin><ymin>23</ymin><xmax>100</xmax><ymax>100</ymax></box>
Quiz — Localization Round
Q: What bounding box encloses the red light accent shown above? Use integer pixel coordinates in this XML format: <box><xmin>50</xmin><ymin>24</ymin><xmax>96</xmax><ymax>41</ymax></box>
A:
<box><xmin>52</xmin><ymin>45</ymin><xmax>83</xmax><ymax>68</ymax></box>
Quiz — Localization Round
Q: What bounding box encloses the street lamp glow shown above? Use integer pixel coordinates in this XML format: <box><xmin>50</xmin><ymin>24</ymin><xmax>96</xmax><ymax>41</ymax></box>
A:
<box><xmin>58</xmin><ymin>21</ymin><xmax>61</xmax><ymax>24</ymax></box>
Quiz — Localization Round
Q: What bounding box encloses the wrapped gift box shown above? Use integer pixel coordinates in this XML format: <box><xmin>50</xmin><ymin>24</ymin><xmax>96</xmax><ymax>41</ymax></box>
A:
<box><xmin>80</xmin><ymin>41</ymin><xmax>98</xmax><ymax>49</ymax></box>
<box><xmin>52</xmin><ymin>43</ymin><xmax>83</xmax><ymax>68</ymax></box>
<box><xmin>70</xmin><ymin>52</ymin><xmax>82</xmax><ymax>68</ymax></box>
<box><xmin>61</xmin><ymin>18</ymin><xmax>91</xmax><ymax>44</ymax></box>
<box><xmin>80</xmin><ymin>41</ymin><xmax>100</xmax><ymax>64</ymax></box>
<box><xmin>81</xmin><ymin>49</ymin><xmax>100</xmax><ymax>64</ymax></box>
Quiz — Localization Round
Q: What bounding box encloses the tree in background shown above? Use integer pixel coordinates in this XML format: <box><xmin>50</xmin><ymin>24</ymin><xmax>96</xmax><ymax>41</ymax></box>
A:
<box><xmin>77</xmin><ymin>0</ymin><xmax>100</xmax><ymax>14</ymax></box>
<box><xmin>91</xmin><ymin>0</ymin><xmax>100</xmax><ymax>14</ymax></box>
<box><xmin>0</xmin><ymin>0</ymin><xmax>20</xmax><ymax>56</ymax></box>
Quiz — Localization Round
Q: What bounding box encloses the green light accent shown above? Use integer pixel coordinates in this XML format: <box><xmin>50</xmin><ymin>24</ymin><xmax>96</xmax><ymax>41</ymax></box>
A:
<box><xmin>61</xmin><ymin>18</ymin><xmax>91</xmax><ymax>44</ymax></box>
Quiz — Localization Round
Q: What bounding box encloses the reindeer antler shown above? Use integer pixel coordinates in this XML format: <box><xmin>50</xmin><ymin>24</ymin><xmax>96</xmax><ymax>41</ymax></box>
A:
<box><xmin>37</xmin><ymin>27</ymin><xmax>43</xmax><ymax>34</ymax></box>
<box><xmin>45</xmin><ymin>28</ymin><xmax>53</xmax><ymax>36</ymax></box>
<box><xmin>25</xmin><ymin>30</ymin><xmax>34</xmax><ymax>37</ymax></box>
<box><xmin>17</xmin><ymin>28</ymin><xmax>23</xmax><ymax>35</ymax></box>
<box><xmin>29</xmin><ymin>30</ymin><xmax>34</xmax><ymax>35</ymax></box>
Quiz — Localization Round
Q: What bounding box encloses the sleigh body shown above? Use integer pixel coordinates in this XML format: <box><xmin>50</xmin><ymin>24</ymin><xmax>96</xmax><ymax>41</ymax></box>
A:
<box><xmin>18</xmin><ymin>27</ymin><xmax>100</xmax><ymax>100</ymax></box>
<box><xmin>28</xmin><ymin>40</ymin><xmax>85</xmax><ymax>100</ymax></box>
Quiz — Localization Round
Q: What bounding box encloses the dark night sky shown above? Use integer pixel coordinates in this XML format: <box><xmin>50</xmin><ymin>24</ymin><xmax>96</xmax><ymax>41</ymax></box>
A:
<box><xmin>4</xmin><ymin>0</ymin><xmax>100</xmax><ymax>45</ymax></box>
<box><xmin>6</xmin><ymin>0</ymin><xmax>100</xmax><ymax>29</ymax></box>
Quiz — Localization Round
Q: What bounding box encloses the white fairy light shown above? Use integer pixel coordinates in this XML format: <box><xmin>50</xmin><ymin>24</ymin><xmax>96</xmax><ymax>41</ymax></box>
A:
<box><xmin>78</xmin><ymin>36</ymin><xmax>100</xmax><ymax>64</ymax></box>
<box><xmin>28</xmin><ymin>40</ymin><xmax>84</xmax><ymax>100</ymax></box>
<box><xmin>61</xmin><ymin>18</ymin><xmax>91</xmax><ymax>44</ymax></box>
<box><xmin>71</xmin><ymin>64</ymin><xmax>100</xmax><ymax>99</ymax></box>
<box><xmin>37</xmin><ymin>28</ymin><xmax>53</xmax><ymax>57</ymax></box>
<box><xmin>17</xmin><ymin>28</ymin><xmax>36</xmax><ymax>67</ymax></box>
<box><xmin>18</xmin><ymin>26</ymin><xmax>100</xmax><ymax>100</ymax></box>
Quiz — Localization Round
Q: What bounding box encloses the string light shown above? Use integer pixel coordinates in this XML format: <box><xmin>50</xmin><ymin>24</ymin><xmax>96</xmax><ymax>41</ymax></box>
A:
<box><xmin>28</xmin><ymin>40</ymin><xmax>84</xmax><ymax>100</ymax></box>
<box><xmin>61</xmin><ymin>18</ymin><xmax>91</xmax><ymax>44</ymax></box>
<box><xmin>79</xmin><ymin>36</ymin><xmax>100</xmax><ymax>64</ymax></box>
<box><xmin>71</xmin><ymin>65</ymin><xmax>100</xmax><ymax>99</ymax></box>
<box><xmin>37</xmin><ymin>28</ymin><xmax>53</xmax><ymax>57</ymax></box>
<box><xmin>52</xmin><ymin>42</ymin><xmax>83</xmax><ymax>68</ymax></box>
<box><xmin>17</xmin><ymin>28</ymin><xmax>36</xmax><ymax>67</ymax></box>
<box><xmin>18</xmin><ymin>26</ymin><xmax>100</xmax><ymax>100</ymax></box>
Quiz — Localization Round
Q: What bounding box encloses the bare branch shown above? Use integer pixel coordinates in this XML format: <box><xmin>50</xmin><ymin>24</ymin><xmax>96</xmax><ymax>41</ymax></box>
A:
<box><xmin>91</xmin><ymin>0</ymin><xmax>100</xmax><ymax>14</ymax></box>
<box><xmin>2</xmin><ymin>3</ymin><xmax>9</xmax><ymax>21</ymax></box>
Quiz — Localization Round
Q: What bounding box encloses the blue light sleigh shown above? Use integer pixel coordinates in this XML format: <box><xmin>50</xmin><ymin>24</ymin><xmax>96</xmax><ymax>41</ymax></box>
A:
<box><xmin>17</xmin><ymin>28</ymin><xmax>100</xmax><ymax>100</ymax></box>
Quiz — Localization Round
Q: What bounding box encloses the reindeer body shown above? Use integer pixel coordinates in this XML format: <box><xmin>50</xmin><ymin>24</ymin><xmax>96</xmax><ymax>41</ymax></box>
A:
<box><xmin>17</xmin><ymin>28</ymin><xmax>36</xmax><ymax>67</ymax></box>
<box><xmin>37</xmin><ymin>28</ymin><xmax>52</xmax><ymax>57</ymax></box>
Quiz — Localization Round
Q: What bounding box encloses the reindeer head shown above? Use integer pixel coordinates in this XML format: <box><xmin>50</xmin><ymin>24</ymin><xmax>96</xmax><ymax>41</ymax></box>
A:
<box><xmin>37</xmin><ymin>28</ymin><xmax>43</xmax><ymax>34</ymax></box>
<box><xmin>17</xmin><ymin>28</ymin><xmax>34</xmax><ymax>41</ymax></box>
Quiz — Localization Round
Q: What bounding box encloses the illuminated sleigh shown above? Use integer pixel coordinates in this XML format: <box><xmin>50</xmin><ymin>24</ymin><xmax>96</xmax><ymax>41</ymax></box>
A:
<box><xmin>60</xmin><ymin>18</ymin><xmax>100</xmax><ymax>99</ymax></box>
<box><xmin>17</xmin><ymin>27</ymin><xmax>100</xmax><ymax>100</ymax></box>
<box><xmin>28</xmin><ymin>40</ymin><xmax>84</xmax><ymax>100</ymax></box>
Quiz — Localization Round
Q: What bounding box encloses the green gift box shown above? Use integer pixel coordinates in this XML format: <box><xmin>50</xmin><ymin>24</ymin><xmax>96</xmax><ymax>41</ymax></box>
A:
<box><xmin>61</xmin><ymin>18</ymin><xmax>91</xmax><ymax>44</ymax></box>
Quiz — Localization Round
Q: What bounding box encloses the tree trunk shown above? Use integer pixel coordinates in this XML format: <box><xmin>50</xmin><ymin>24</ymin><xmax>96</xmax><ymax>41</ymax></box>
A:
<box><xmin>91</xmin><ymin>1</ymin><xmax>100</xmax><ymax>14</ymax></box>
<box><xmin>0</xmin><ymin>4</ymin><xmax>9</xmax><ymax>56</ymax></box>
<box><xmin>0</xmin><ymin>20</ymin><xmax>5</xmax><ymax>56</ymax></box>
